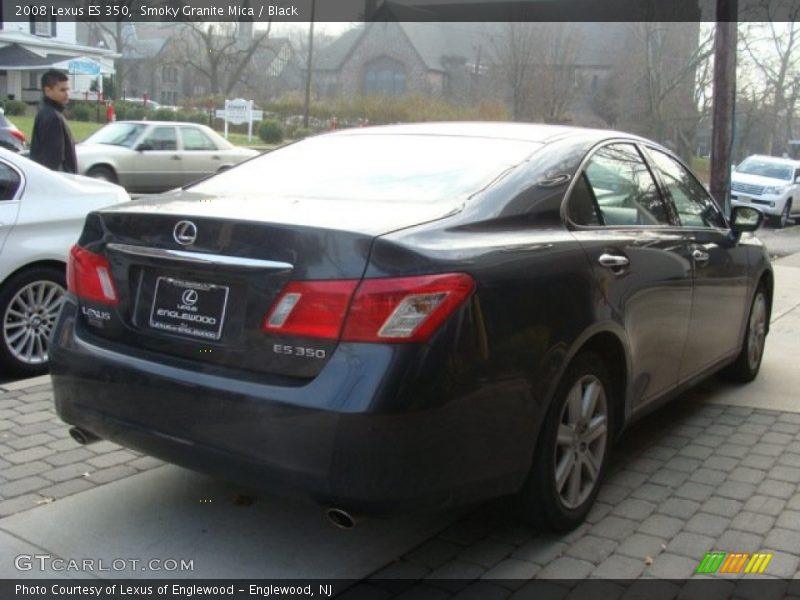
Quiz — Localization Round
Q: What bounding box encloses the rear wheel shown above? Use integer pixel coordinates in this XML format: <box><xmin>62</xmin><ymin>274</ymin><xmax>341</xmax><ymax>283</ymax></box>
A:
<box><xmin>86</xmin><ymin>165</ymin><xmax>117</xmax><ymax>184</ymax></box>
<box><xmin>0</xmin><ymin>266</ymin><xmax>66</xmax><ymax>377</ymax></box>
<box><xmin>722</xmin><ymin>286</ymin><xmax>768</xmax><ymax>383</ymax></box>
<box><xmin>518</xmin><ymin>352</ymin><xmax>614</xmax><ymax>531</ymax></box>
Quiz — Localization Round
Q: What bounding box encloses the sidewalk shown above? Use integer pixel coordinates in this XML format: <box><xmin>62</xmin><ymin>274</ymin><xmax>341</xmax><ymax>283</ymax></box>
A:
<box><xmin>1</xmin><ymin>257</ymin><xmax>800</xmax><ymax>585</ymax></box>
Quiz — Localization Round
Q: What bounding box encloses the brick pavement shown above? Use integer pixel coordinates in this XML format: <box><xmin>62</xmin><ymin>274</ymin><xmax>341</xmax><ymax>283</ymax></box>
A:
<box><xmin>0</xmin><ymin>376</ymin><xmax>164</xmax><ymax>518</ymax></box>
<box><xmin>346</xmin><ymin>397</ymin><xmax>800</xmax><ymax>597</ymax></box>
<box><xmin>2</xmin><ymin>370</ymin><xmax>800</xmax><ymax>593</ymax></box>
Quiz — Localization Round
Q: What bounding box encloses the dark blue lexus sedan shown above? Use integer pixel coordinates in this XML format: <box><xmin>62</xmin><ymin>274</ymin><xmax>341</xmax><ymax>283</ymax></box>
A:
<box><xmin>50</xmin><ymin>123</ymin><xmax>771</xmax><ymax>530</ymax></box>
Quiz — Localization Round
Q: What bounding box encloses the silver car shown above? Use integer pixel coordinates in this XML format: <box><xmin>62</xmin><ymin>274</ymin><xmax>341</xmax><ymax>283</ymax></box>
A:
<box><xmin>77</xmin><ymin>121</ymin><xmax>260</xmax><ymax>193</ymax></box>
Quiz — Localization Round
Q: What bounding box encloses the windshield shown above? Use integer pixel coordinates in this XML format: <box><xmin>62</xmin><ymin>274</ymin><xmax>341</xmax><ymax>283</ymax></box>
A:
<box><xmin>85</xmin><ymin>123</ymin><xmax>147</xmax><ymax>148</ymax></box>
<box><xmin>189</xmin><ymin>134</ymin><xmax>541</xmax><ymax>203</ymax></box>
<box><xmin>736</xmin><ymin>158</ymin><xmax>793</xmax><ymax>181</ymax></box>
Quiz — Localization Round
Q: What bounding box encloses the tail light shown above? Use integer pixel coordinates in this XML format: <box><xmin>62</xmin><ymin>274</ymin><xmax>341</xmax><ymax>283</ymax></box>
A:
<box><xmin>67</xmin><ymin>245</ymin><xmax>118</xmax><ymax>304</ymax></box>
<box><xmin>263</xmin><ymin>273</ymin><xmax>475</xmax><ymax>343</ymax></box>
<box><xmin>10</xmin><ymin>129</ymin><xmax>25</xmax><ymax>143</ymax></box>
<box><xmin>263</xmin><ymin>280</ymin><xmax>358</xmax><ymax>339</ymax></box>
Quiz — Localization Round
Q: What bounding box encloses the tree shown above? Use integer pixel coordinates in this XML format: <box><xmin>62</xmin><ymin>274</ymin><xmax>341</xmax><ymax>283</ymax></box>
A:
<box><xmin>490</xmin><ymin>22</ymin><xmax>580</xmax><ymax>122</ymax></box>
<box><xmin>173</xmin><ymin>21</ymin><xmax>274</xmax><ymax>96</ymax></box>
<box><xmin>614</xmin><ymin>22</ymin><xmax>713</xmax><ymax>160</ymax></box>
<box><xmin>740</xmin><ymin>2</ymin><xmax>800</xmax><ymax>154</ymax></box>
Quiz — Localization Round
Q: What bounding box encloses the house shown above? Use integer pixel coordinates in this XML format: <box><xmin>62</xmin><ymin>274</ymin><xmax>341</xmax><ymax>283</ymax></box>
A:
<box><xmin>312</xmin><ymin>22</ymin><xmax>629</xmax><ymax>124</ymax></box>
<box><xmin>120</xmin><ymin>22</ymin><xmax>300</xmax><ymax>105</ymax></box>
<box><xmin>0</xmin><ymin>17</ymin><xmax>117</xmax><ymax>103</ymax></box>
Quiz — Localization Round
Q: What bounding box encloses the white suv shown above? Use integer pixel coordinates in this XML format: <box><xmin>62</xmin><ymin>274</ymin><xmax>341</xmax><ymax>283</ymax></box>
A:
<box><xmin>731</xmin><ymin>155</ymin><xmax>800</xmax><ymax>228</ymax></box>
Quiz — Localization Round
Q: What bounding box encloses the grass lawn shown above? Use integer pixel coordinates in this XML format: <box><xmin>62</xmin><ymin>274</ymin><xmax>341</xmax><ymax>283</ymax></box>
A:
<box><xmin>11</xmin><ymin>114</ymin><xmax>280</xmax><ymax>150</ymax></box>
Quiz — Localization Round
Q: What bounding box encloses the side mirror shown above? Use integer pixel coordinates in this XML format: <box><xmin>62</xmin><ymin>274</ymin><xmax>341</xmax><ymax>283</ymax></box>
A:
<box><xmin>795</xmin><ymin>176</ymin><xmax>800</xmax><ymax>184</ymax></box>
<box><xmin>136</xmin><ymin>143</ymin><xmax>153</xmax><ymax>152</ymax></box>
<box><xmin>730</xmin><ymin>206</ymin><xmax>764</xmax><ymax>234</ymax></box>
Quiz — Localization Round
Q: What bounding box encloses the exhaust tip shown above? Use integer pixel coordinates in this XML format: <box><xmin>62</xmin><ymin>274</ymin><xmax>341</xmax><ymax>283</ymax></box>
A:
<box><xmin>325</xmin><ymin>507</ymin><xmax>356</xmax><ymax>530</ymax></box>
<box><xmin>69</xmin><ymin>427</ymin><xmax>100</xmax><ymax>445</ymax></box>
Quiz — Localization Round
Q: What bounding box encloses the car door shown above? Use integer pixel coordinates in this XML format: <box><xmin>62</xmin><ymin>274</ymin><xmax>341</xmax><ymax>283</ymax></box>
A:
<box><xmin>178</xmin><ymin>126</ymin><xmax>224</xmax><ymax>186</ymax></box>
<box><xmin>134</xmin><ymin>125</ymin><xmax>183</xmax><ymax>191</ymax></box>
<box><xmin>0</xmin><ymin>159</ymin><xmax>23</xmax><ymax>255</ymax></box>
<box><xmin>567</xmin><ymin>142</ymin><xmax>693</xmax><ymax>409</ymax></box>
<box><xmin>644</xmin><ymin>147</ymin><xmax>750</xmax><ymax>381</ymax></box>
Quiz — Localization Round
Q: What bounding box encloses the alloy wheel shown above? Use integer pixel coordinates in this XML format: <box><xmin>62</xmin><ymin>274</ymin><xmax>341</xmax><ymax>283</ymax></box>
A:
<box><xmin>2</xmin><ymin>280</ymin><xmax>65</xmax><ymax>365</ymax></box>
<box><xmin>554</xmin><ymin>374</ymin><xmax>608</xmax><ymax>509</ymax></box>
<box><xmin>747</xmin><ymin>292</ymin><xmax>767</xmax><ymax>372</ymax></box>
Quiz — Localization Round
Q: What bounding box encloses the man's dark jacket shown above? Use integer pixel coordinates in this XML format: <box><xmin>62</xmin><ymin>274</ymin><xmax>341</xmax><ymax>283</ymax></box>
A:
<box><xmin>29</xmin><ymin>96</ymin><xmax>77</xmax><ymax>173</ymax></box>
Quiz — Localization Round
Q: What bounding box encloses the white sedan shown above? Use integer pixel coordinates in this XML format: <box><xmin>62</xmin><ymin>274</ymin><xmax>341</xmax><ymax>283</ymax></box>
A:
<box><xmin>0</xmin><ymin>148</ymin><xmax>130</xmax><ymax>377</ymax></box>
<box><xmin>77</xmin><ymin>121</ymin><xmax>260</xmax><ymax>193</ymax></box>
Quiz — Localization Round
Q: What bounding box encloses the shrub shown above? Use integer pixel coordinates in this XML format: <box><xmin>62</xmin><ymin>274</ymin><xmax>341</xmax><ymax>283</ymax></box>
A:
<box><xmin>258</xmin><ymin>120</ymin><xmax>284</xmax><ymax>144</ymax></box>
<box><xmin>187</xmin><ymin>111</ymin><xmax>210</xmax><ymax>125</ymax></box>
<box><xmin>152</xmin><ymin>108</ymin><xmax>177</xmax><ymax>121</ymax></box>
<box><xmin>126</xmin><ymin>107</ymin><xmax>147</xmax><ymax>120</ymax></box>
<box><xmin>291</xmin><ymin>127</ymin><xmax>313</xmax><ymax>140</ymax></box>
<box><xmin>0</xmin><ymin>100</ymin><xmax>27</xmax><ymax>116</ymax></box>
<box><xmin>70</xmin><ymin>103</ymin><xmax>92</xmax><ymax>121</ymax></box>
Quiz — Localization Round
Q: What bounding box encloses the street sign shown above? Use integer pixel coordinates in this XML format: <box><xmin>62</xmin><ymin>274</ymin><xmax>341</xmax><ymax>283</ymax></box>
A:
<box><xmin>217</xmin><ymin>99</ymin><xmax>263</xmax><ymax>142</ymax></box>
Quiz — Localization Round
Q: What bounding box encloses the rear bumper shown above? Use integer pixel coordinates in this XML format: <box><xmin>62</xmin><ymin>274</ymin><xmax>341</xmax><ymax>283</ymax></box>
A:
<box><xmin>50</xmin><ymin>299</ymin><xmax>537</xmax><ymax>511</ymax></box>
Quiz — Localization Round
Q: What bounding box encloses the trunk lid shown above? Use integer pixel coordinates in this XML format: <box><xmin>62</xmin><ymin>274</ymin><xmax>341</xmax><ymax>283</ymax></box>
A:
<box><xmin>76</xmin><ymin>190</ymin><xmax>462</xmax><ymax>379</ymax></box>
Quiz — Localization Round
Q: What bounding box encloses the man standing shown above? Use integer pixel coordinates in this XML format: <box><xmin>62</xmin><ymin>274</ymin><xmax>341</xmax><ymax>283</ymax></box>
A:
<box><xmin>29</xmin><ymin>69</ymin><xmax>77</xmax><ymax>173</ymax></box>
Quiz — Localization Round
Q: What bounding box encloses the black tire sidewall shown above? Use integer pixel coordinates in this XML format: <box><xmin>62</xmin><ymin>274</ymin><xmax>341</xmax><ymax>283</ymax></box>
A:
<box><xmin>87</xmin><ymin>166</ymin><xmax>117</xmax><ymax>183</ymax></box>
<box><xmin>521</xmin><ymin>351</ymin><xmax>615</xmax><ymax>531</ymax></box>
<box><xmin>0</xmin><ymin>266</ymin><xmax>66</xmax><ymax>377</ymax></box>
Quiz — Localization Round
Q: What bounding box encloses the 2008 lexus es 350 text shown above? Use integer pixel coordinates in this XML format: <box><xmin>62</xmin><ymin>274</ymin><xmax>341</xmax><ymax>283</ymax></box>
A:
<box><xmin>50</xmin><ymin>123</ymin><xmax>771</xmax><ymax>530</ymax></box>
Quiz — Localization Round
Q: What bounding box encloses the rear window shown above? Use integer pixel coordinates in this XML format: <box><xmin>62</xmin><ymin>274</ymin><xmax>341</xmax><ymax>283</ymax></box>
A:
<box><xmin>86</xmin><ymin>123</ymin><xmax>147</xmax><ymax>148</ymax></box>
<box><xmin>189</xmin><ymin>134</ymin><xmax>541</xmax><ymax>203</ymax></box>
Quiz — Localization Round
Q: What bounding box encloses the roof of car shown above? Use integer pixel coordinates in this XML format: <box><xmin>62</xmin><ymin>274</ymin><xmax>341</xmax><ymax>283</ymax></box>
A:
<box><xmin>743</xmin><ymin>154</ymin><xmax>800</xmax><ymax>166</ymax></box>
<box><xmin>333</xmin><ymin>122</ymin><xmax>641</xmax><ymax>144</ymax></box>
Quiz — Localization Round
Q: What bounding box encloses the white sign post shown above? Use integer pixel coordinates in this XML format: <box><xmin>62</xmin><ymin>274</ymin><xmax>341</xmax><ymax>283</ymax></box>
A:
<box><xmin>215</xmin><ymin>99</ymin><xmax>264</xmax><ymax>142</ymax></box>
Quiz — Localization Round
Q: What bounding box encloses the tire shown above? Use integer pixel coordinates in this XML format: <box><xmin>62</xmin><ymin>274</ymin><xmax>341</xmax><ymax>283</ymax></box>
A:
<box><xmin>517</xmin><ymin>352</ymin><xmax>615</xmax><ymax>531</ymax></box>
<box><xmin>721</xmin><ymin>285</ymin><xmax>768</xmax><ymax>383</ymax></box>
<box><xmin>86</xmin><ymin>165</ymin><xmax>117</xmax><ymax>184</ymax></box>
<box><xmin>772</xmin><ymin>201</ymin><xmax>791</xmax><ymax>229</ymax></box>
<box><xmin>0</xmin><ymin>266</ymin><xmax>66</xmax><ymax>378</ymax></box>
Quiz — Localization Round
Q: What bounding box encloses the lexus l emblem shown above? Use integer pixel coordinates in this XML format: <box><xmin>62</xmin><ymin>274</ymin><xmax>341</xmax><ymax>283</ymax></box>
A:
<box><xmin>173</xmin><ymin>221</ymin><xmax>197</xmax><ymax>246</ymax></box>
<box><xmin>181</xmin><ymin>289</ymin><xmax>198</xmax><ymax>305</ymax></box>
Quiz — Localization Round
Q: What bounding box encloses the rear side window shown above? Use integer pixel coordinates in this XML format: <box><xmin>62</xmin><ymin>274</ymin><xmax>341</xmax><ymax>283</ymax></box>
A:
<box><xmin>141</xmin><ymin>127</ymin><xmax>177</xmax><ymax>151</ymax></box>
<box><xmin>569</xmin><ymin>143</ymin><xmax>670</xmax><ymax>226</ymax></box>
<box><xmin>647</xmin><ymin>149</ymin><xmax>726</xmax><ymax>229</ymax></box>
<box><xmin>0</xmin><ymin>161</ymin><xmax>21</xmax><ymax>200</ymax></box>
<box><xmin>181</xmin><ymin>128</ymin><xmax>217</xmax><ymax>151</ymax></box>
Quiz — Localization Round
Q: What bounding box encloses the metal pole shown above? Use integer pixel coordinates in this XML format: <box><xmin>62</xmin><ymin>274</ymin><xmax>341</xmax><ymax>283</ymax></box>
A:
<box><xmin>303</xmin><ymin>0</ymin><xmax>316</xmax><ymax>129</ymax></box>
<box><xmin>709</xmin><ymin>0</ymin><xmax>738</xmax><ymax>217</ymax></box>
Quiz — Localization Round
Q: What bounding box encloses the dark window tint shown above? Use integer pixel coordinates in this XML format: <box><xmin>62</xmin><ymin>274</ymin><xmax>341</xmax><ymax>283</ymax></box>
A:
<box><xmin>0</xmin><ymin>162</ymin><xmax>21</xmax><ymax>200</ymax></box>
<box><xmin>567</xmin><ymin>173</ymin><xmax>601</xmax><ymax>225</ymax></box>
<box><xmin>181</xmin><ymin>128</ymin><xmax>217</xmax><ymax>151</ymax></box>
<box><xmin>141</xmin><ymin>127</ymin><xmax>177</xmax><ymax>151</ymax></box>
<box><xmin>648</xmin><ymin>149</ymin><xmax>726</xmax><ymax>229</ymax></box>
<box><xmin>571</xmin><ymin>143</ymin><xmax>669</xmax><ymax>226</ymax></box>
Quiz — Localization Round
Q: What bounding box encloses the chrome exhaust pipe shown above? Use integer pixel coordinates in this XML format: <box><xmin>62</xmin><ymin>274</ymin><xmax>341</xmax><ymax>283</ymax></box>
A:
<box><xmin>325</xmin><ymin>507</ymin><xmax>357</xmax><ymax>530</ymax></box>
<box><xmin>69</xmin><ymin>427</ymin><xmax>100</xmax><ymax>445</ymax></box>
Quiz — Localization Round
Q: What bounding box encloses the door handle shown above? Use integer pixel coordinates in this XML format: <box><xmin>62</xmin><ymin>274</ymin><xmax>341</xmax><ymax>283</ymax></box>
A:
<box><xmin>211</xmin><ymin>155</ymin><xmax>221</xmax><ymax>160</ymax></box>
<box><xmin>171</xmin><ymin>155</ymin><xmax>181</xmax><ymax>160</ymax></box>
<box><xmin>598</xmin><ymin>253</ymin><xmax>629</xmax><ymax>268</ymax></box>
<box><xmin>692</xmin><ymin>249</ymin><xmax>710</xmax><ymax>263</ymax></box>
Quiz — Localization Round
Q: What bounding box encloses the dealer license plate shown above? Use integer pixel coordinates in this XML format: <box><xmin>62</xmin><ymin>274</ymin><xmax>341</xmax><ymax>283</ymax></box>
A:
<box><xmin>149</xmin><ymin>277</ymin><xmax>229</xmax><ymax>340</ymax></box>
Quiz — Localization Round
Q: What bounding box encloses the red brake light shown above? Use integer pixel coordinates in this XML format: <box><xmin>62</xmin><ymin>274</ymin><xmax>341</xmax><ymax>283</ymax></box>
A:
<box><xmin>342</xmin><ymin>273</ymin><xmax>475</xmax><ymax>342</ymax></box>
<box><xmin>67</xmin><ymin>245</ymin><xmax>118</xmax><ymax>305</ymax></box>
<box><xmin>10</xmin><ymin>129</ymin><xmax>25</xmax><ymax>142</ymax></box>
<box><xmin>263</xmin><ymin>280</ymin><xmax>358</xmax><ymax>339</ymax></box>
<box><xmin>263</xmin><ymin>273</ymin><xmax>475</xmax><ymax>343</ymax></box>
